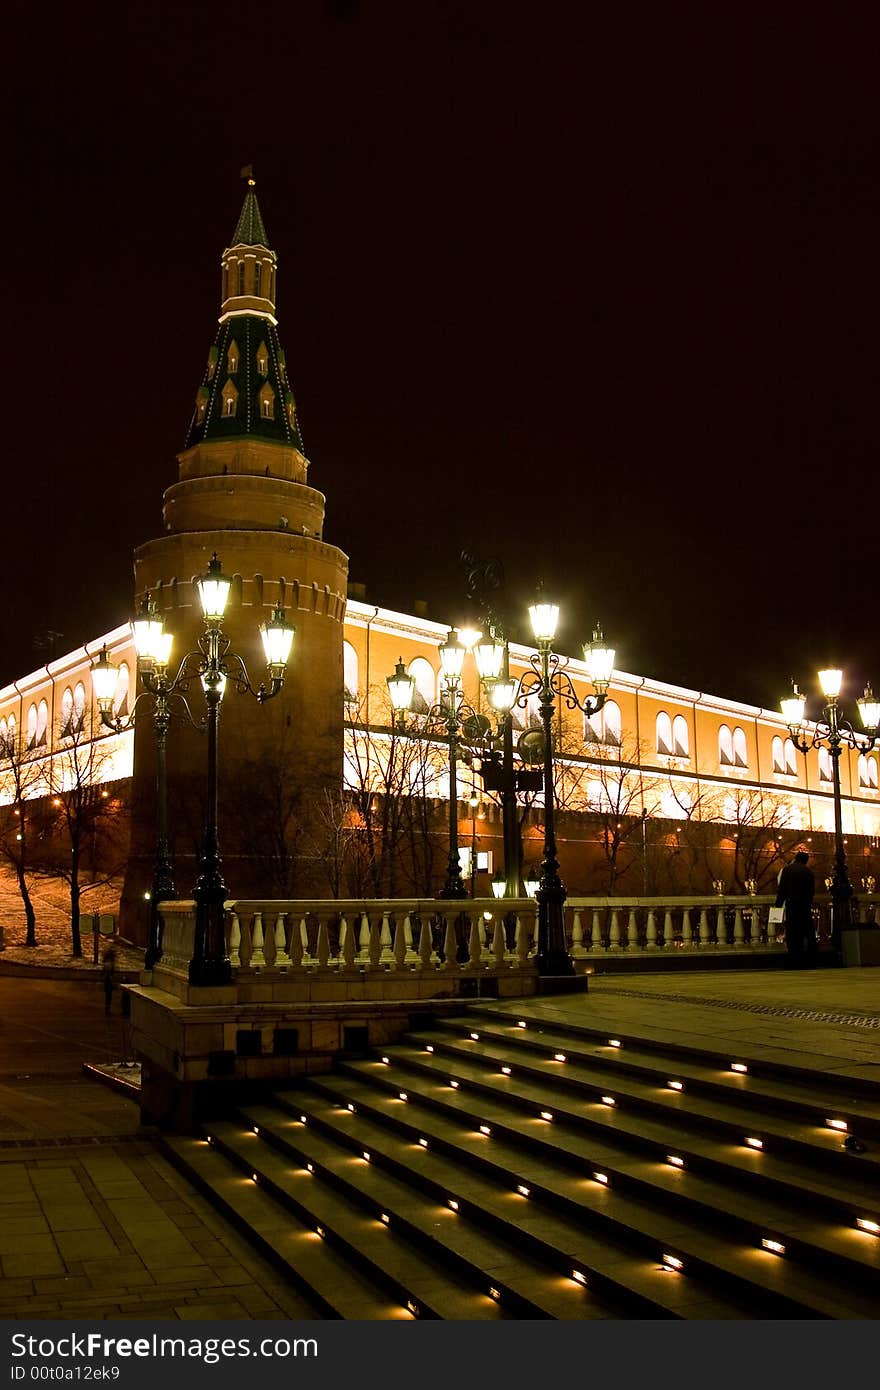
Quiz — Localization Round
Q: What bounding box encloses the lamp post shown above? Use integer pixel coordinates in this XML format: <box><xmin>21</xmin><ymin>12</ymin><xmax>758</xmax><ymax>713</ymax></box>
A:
<box><xmin>385</xmin><ymin>634</ymin><xmax>481</xmax><ymax>900</ymax></box>
<box><xmin>517</xmin><ymin>602</ymin><xmax>614</xmax><ymax>976</ymax></box>
<box><xmin>91</xmin><ymin>595</ymin><xmax>181</xmax><ymax>969</ymax></box>
<box><xmin>781</xmin><ymin>671</ymin><xmax>880</xmax><ymax>952</ymax></box>
<box><xmin>98</xmin><ymin>555</ymin><xmax>294</xmax><ymax>987</ymax></box>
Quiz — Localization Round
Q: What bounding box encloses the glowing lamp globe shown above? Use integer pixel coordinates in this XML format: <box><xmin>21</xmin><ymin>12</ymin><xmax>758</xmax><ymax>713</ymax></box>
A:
<box><xmin>260</xmin><ymin>605</ymin><xmax>295</xmax><ymax>671</ymax></box>
<box><xmin>474</xmin><ymin>639</ymin><xmax>505</xmax><ymax>682</ymax></box>
<box><xmin>197</xmin><ymin>553</ymin><xmax>232</xmax><ymax>624</ymax></box>
<box><xmin>456</xmin><ymin>627</ymin><xmax>482</xmax><ymax>651</ymax></box>
<box><xmin>524</xmin><ymin>874</ymin><xmax>540</xmax><ymax>899</ymax></box>
<box><xmin>491</xmin><ymin>871</ymin><xmax>507</xmax><ymax>899</ymax></box>
<box><xmin>153</xmin><ymin>630</ymin><xmax>174</xmax><ymax>668</ymax></box>
<box><xmin>439</xmin><ymin>634</ymin><xmax>466</xmax><ymax>682</ymax></box>
<box><xmin>858</xmin><ymin>685</ymin><xmax>880</xmax><ymax>731</ymax></box>
<box><xmin>387</xmin><ymin>659</ymin><xmax>415</xmax><ymax>714</ymax></box>
<box><xmin>131</xmin><ymin>595</ymin><xmax>165</xmax><ymax>663</ymax></box>
<box><xmin>91</xmin><ymin>647</ymin><xmax>117</xmax><ymax>713</ymax></box>
<box><xmin>488</xmin><ymin>677</ymin><xmax>517</xmax><ymax>712</ymax></box>
<box><xmin>584</xmin><ymin>624</ymin><xmax>615</xmax><ymax>687</ymax></box>
<box><xmin>780</xmin><ymin>685</ymin><xmax>806</xmax><ymax>727</ymax></box>
<box><xmin>529</xmin><ymin>602</ymin><xmax>559</xmax><ymax>645</ymax></box>
<box><xmin>818</xmin><ymin>668</ymin><xmax>843</xmax><ymax>700</ymax></box>
<box><xmin>201</xmin><ymin>672</ymin><xmax>227</xmax><ymax>700</ymax></box>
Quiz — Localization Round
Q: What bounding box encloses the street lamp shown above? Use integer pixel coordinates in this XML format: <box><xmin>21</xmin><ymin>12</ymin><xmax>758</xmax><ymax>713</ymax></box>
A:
<box><xmin>386</xmin><ymin>633</ymin><xmax>481</xmax><ymax>899</ymax></box>
<box><xmin>520</xmin><ymin>602</ymin><xmax>614</xmax><ymax>976</ymax></box>
<box><xmin>97</xmin><ymin>555</ymin><xmax>293</xmax><ymax>986</ymax></box>
<box><xmin>91</xmin><ymin>594</ymin><xmax>186</xmax><ymax>968</ymax></box>
<box><xmin>781</xmin><ymin>670</ymin><xmax>879</xmax><ymax>952</ymax></box>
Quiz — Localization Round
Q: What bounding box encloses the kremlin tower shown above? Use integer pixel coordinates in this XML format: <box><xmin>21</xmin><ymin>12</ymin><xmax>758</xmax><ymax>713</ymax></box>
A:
<box><xmin>122</xmin><ymin>179</ymin><xmax>349</xmax><ymax>934</ymax></box>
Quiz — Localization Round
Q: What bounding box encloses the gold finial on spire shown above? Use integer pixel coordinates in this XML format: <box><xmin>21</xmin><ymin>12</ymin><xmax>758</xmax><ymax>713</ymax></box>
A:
<box><xmin>240</xmin><ymin>163</ymin><xmax>256</xmax><ymax>187</ymax></box>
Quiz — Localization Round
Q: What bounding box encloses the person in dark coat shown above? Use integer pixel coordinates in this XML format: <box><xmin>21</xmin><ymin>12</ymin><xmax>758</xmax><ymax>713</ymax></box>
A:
<box><xmin>776</xmin><ymin>851</ymin><xmax>816</xmax><ymax>965</ymax></box>
<box><xmin>101</xmin><ymin>948</ymin><xmax>116</xmax><ymax>1014</ymax></box>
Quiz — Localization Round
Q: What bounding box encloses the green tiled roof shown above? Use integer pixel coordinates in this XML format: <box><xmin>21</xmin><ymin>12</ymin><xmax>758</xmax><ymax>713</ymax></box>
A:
<box><xmin>230</xmin><ymin>189</ymin><xmax>269</xmax><ymax>248</ymax></box>
<box><xmin>185</xmin><ymin>315</ymin><xmax>304</xmax><ymax>451</ymax></box>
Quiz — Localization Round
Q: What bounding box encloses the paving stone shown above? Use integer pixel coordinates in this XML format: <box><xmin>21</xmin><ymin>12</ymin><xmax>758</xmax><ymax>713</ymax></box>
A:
<box><xmin>175</xmin><ymin>1301</ymin><xmax>249</xmax><ymax>1319</ymax></box>
<box><xmin>2</xmin><ymin>1252</ymin><xmax>66</xmax><ymax>1277</ymax></box>
<box><xmin>55</xmin><ymin>1230</ymin><xmax>120</xmax><ymax>1261</ymax></box>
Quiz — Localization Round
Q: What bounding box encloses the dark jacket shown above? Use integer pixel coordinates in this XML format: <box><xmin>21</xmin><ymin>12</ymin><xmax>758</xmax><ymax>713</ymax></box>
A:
<box><xmin>776</xmin><ymin>862</ymin><xmax>815</xmax><ymax>910</ymax></box>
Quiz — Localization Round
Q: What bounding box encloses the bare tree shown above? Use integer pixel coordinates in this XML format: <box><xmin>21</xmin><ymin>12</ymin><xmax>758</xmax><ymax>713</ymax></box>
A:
<box><xmin>37</xmin><ymin>724</ymin><xmax>127</xmax><ymax>958</ymax></box>
<box><xmin>0</xmin><ymin>731</ymin><xmax>50</xmax><ymax>946</ymax></box>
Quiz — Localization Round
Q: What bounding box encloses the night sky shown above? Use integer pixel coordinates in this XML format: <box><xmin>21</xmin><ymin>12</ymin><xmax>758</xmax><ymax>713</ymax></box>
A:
<box><xmin>5</xmin><ymin>2</ymin><xmax>878</xmax><ymax>712</ymax></box>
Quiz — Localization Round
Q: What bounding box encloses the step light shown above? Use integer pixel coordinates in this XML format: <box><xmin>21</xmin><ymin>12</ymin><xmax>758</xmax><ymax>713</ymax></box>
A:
<box><xmin>730</xmin><ymin>1062</ymin><xmax>748</xmax><ymax>1074</ymax></box>
<box><xmin>316</xmin><ymin>1225</ymin><xmax>325</xmax><ymax>1239</ymax></box>
<box><xmin>540</xmin><ymin>1111</ymin><xmax>554</xmax><ymax>1122</ymax></box>
<box><xmin>425</xmin><ymin>1045</ymin><xmax>434</xmax><ymax>1053</ymax></box>
<box><xmin>856</xmin><ymin>1218</ymin><xmax>880</xmax><ymax>1235</ymax></box>
<box><xmin>362</xmin><ymin>1151</ymin><xmax>371</xmax><ymax>1163</ymax></box>
<box><xmin>744</xmin><ymin>1137</ymin><xmax>764</xmax><ymax>1150</ymax></box>
<box><xmin>601</xmin><ymin>1095</ymin><xmax>616</xmax><ymax>1107</ymax></box>
<box><xmin>479</xmin><ymin>1125</ymin><xmax>492</xmax><ymax>1137</ymax></box>
<box><xmin>517</xmin><ymin>1184</ymin><xmax>530</xmax><ymax>1198</ymax></box>
<box><xmin>826</xmin><ymin>1117</ymin><xmax>848</xmax><ymax>1132</ymax></box>
<box><xmin>470</xmin><ymin>1032</ymin><xmax>480</xmax><ymax>1041</ymax></box>
<box><xmin>517</xmin><ymin>1021</ymin><xmax>527</xmax><ymax>1028</ymax></box>
<box><xmin>300</xmin><ymin>1114</ymin><xmax>307</xmax><ymax>1125</ymax></box>
<box><xmin>347</xmin><ymin>1103</ymin><xmax>356</xmax><ymax>1113</ymax></box>
<box><xmin>593</xmin><ymin>1171</ymin><xmax>609</xmax><ymax>1186</ymax></box>
<box><xmin>381</xmin><ymin>1056</ymin><xmax>390</xmax><ymax>1065</ymax></box>
<box><xmin>554</xmin><ymin>1053</ymin><xmax>567</xmax><ymax>1063</ymax></box>
<box><xmin>667</xmin><ymin>1080</ymin><xmax>684</xmax><ymax>1092</ymax></box>
<box><xmin>662</xmin><ymin>1253</ymin><xmax>683</xmax><ymax>1272</ymax></box>
<box><xmin>488</xmin><ymin>1286</ymin><xmax>501</xmax><ymax>1301</ymax></box>
<box><xmin>418</xmin><ymin>1137</ymin><xmax>429</xmax><ymax>1148</ymax></box>
<box><xmin>253</xmin><ymin>1125</ymin><xmax>260</xmax><ymax>1135</ymax></box>
<box><xmin>399</xmin><ymin>1092</ymin><xmax>408</xmax><ymax>1102</ymax></box>
<box><xmin>571</xmin><ymin>1269</ymin><xmax>588</xmax><ymax>1286</ymax></box>
<box><xmin>251</xmin><ymin>1173</ymin><xmax>258</xmax><ymax>1183</ymax></box>
<box><xmin>306</xmin><ymin>1163</ymin><xmax>314</xmax><ymax>1174</ymax></box>
<box><xmin>380</xmin><ymin>1213</ymin><xmax>390</xmax><ymax>1226</ymax></box>
<box><xmin>666</xmin><ymin>1154</ymin><xmax>685</xmax><ymax>1169</ymax></box>
<box><xmin>608</xmin><ymin>1039</ymin><xmax>622</xmax><ymax>1049</ymax></box>
<box><xmin>206</xmin><ymin>1136</ymin><xmax>213</xmax><ymax>1145</ymax></box>
<box><xmin>761</xmin><ymin>1237</ymin><xmax>785</xmax><ymax>1255</ymax></box>
<box><xmin>406</xmin><ymin>1300</ymin><xmax>420</xmax><ymax>1318</ymax></box>
<box><xmin>448</xmin><ymin>1198</ymin><xmax>459</xmax><ymax>1212</ymax></box>
<box><xmin>501</xmin><ymin>1066</ymin><xmax>512</xmax><ymax>1075</ymax></box>
<box><xmin>449</xmin><ymin>1079</ymin><xmax>460</xmax><ymax>1089</ymax></box>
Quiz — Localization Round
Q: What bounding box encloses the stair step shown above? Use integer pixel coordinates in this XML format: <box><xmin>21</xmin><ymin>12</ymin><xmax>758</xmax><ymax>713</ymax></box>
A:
<box><xmin>357</xmin><ymin>1049</ymin><xmax>880</xmax><ymax>1218</ymax></box>
<box><xmin>260</xmin><ymin>1095</ymin><xmax>753</xmax><ymax>1318</ymax></box>
<box><xmin>391</xmin><ymin>1035</ymin><xmax>880</xmax><ymax>1188</ymax></box>
<box><xmin>433</xmin><ymin>1017</ymin><xmax>880</xmax><ymax>1136</ymax></box>
<box><xmin>213</xmin><ymin>1115</ymin><xmax>603</xmax><ymax>1319</ymax></box>
<box><xmin>297</xmin><ymin>1070</ymin><xmax>880</xmax><ymax>1318</ymax></box>
<box><xmin>160</xmin><ymin>1136</ymin><xmax>405</xmax><ymax>1319</ymax></box>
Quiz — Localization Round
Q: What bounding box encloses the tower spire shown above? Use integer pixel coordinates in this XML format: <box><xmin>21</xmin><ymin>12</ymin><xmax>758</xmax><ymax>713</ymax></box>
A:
<box><xmin>185</xmin><ymin>178</ymin><xmax>302</xmax><ymax>451</ymax></box>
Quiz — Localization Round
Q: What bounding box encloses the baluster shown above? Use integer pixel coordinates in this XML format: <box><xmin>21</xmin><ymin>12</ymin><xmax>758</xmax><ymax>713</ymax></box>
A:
<box><xmin>357</xmin><ymin>912</ymin><xmax>371</xmax><ymax>963</ymax></box>
<box><xmin>492</xmin><ymin>914</ymin><xmax>506</xmax><ymax>967</ymax></box>
<box><xmin>300</xmin><ymin>917</ymin><xmax>315</xmax><ymax>967</ymax></box>
<box><xmin>591</xmin><ymin>909</ymin><xmax>604</xmax><ymax>952</ymax></box>
<box><xmin>289</xmin><ymin>916</ymin><xmax>304</xmax><ymax>970</ymax></box>
<box><xmin>316</xmin><ymin>917</ymin><xmax>331</xmax><ymax>969</ymax></box>
<box><xmin>250</xmin><ymin>911</ymin><xmax>266</xmax><ymax>968</ymax></box>
<box><xmin>228</xmin><ymin>912</ymin><xmax>241</xmax><ymax>967</ymax></box>
<box><xmin>716</xmin><ymin>905</ymin><xmax>728</xmax><ymax>948</ymax></box>
<box><xmin>515</xmin><ymin>915</ymin><xmax>530</xmax><ymax>965</ymax></box>
<box><xmin>274</xmin><ymin>913</ymin><xmax>290</xmax><ymax>967</ymax></box>
<box><xmin>379</xmin><ymin>910</ymin><xmax>394</xmax><ymax>963</ymax></box>
<box><xmin>418</xmin><ymin>917</ymin><xmax>436</xmax><ymax>969</ymax></box>
<box><xmin>340</xmin><ymin>915</ymin><xmax>357</xmax><ymax>970</ymax></box>
<box><xmin>609</xmin><ymin>908</ymin><xmax>621</xmax><ymax>951</ymax></box>
<box><xmin>442</xmin><ymin>915</ymin><xmax>459</xmax><ymax>971</ymax></box>
<box><xmin>733</xmin><ymin>907</ymin><xmax>745</xmax><ymax>948</ymax></box>
<box><xmin>626</xmin><ymin>908</ymin><xmax>640</xmax><ymax>952</ymax></box>
<box><xmin>264</xmin><ymin>915</ymin><xmax>277</xmax><ymax>968</ymax></box>
<box><xmin>467</xmin><ymin>914</ymin><xmax>483</xmax><ymax>969</ymax></box>
<box><xmin>403</xmin><ymin>912</ymin><xmax>420</xmax><ymax>963</ymax></box>
<box><xmin>238</xmin><ymin>915</ymin><xmax>253</xmax><ymax>969</ymax></box>
<box><xmin>699</xmin><ymin>908</ymin><xmax>711</xmax><ymax>949</ymax></box>
<box><xmin>368</xmin><ymin>915</ymin><xmax>382</xmax><ymax>969</ymax></box>
<box><xmin>681</xmin><ymin>908</ymin><xmax>693</xmax><ymax>949</ymax></box>
<box><xmin>661</xmin><ymin>909</ymin><xmax>674</xmax><ymax>950</ymax></box>
<box><xmin>571</xmin><ymin>909</ymin><xmax>586</xmax><ymax>958</ymax></box>
<box><xmin>392</xmin><ymin>914</ymin><xmax>408</xmax><ymax>969</ymax></box>
<box><xmin>645</xmin><ymin>909</ymin><xmax>657</xmax><ymax>951</ymax></box>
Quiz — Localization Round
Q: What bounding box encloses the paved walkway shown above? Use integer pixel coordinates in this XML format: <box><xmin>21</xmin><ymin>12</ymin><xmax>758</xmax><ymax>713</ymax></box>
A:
<box><xmin>0</xmin><ymin>978</ymin><xmax>316</xmax><ymax>1320</ymax></box>
<box><xmin>514</xmin><ymin>967</ymin><xmax>880</xmax><ymax>1086</ymax></box>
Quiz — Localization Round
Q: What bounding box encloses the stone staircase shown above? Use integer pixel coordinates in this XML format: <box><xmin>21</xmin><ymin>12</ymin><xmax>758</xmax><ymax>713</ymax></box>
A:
<box><xmin>161</xmin><ymin>1003</ymin><xmax>880</xmax><ymax>1319</ymax></box>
